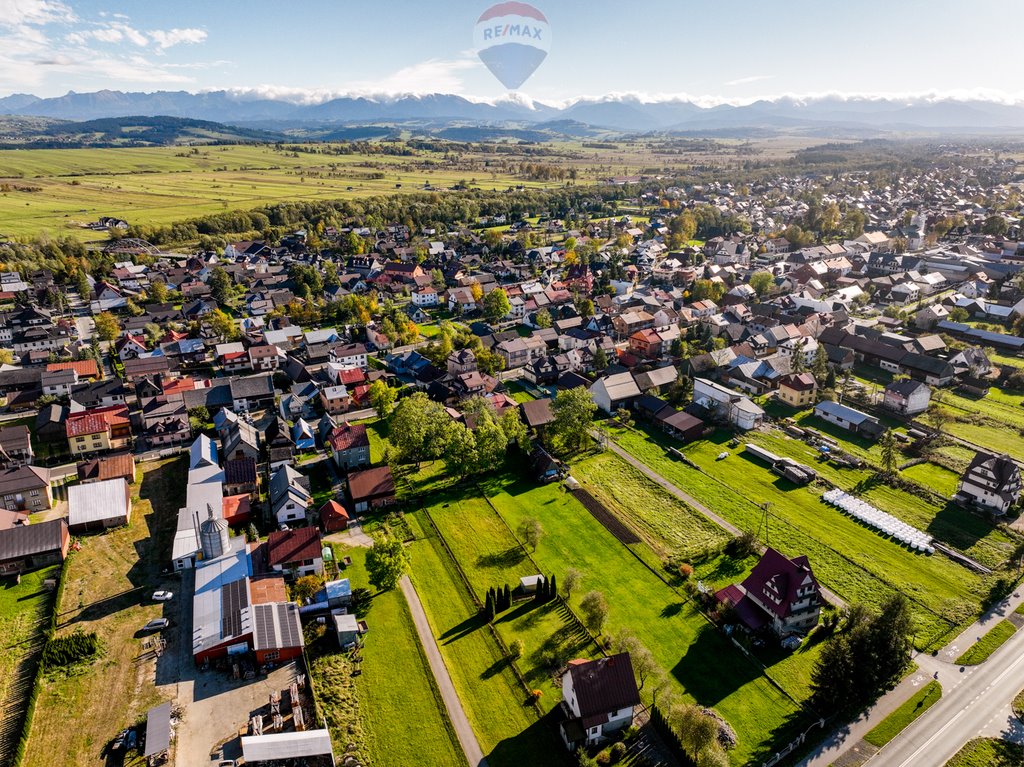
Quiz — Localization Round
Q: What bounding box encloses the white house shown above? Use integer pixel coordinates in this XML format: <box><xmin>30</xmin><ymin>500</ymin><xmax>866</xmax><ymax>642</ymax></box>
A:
<box><xmin>692</xmin><ymin>378</ymin><xmax>764</xmax><ymax>431</ymax></box>
<box><xmin>558</xmin><ymin>654</ymin><xmax>640</xmax><ymax>750</ymax></box>
<box><xmin>882</xmin><ymin>379</ymin><xmax>931</xmax><ymax>416</ymax></box>
<box><xmin>412</xmin><ymin>286</ymin><xmax>439</xmax><ymax>307</ymax></box>
<box><xmin>589</xmin><ymin>372</ymin><xmax>641</xmax><ymax>414</ymax></box>
<box><xmin>329</xmin><ymin>343</ymin><xmax>368</xmax><ymax>371</ymax></box>
<box><xmin>955</xmin><ymin>452</ymin><xmax>1022</xmax><ymax>515</ymax></box>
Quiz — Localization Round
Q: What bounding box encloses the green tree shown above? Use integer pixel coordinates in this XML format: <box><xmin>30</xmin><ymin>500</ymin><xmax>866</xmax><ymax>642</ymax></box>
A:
<box><xmin>880</xmin><ymin>429</ymin><xmax>898</xmax><ymax>477</ymax></box>
<box><xmin>0</xmin><ymin>348</ymin><xmax>12</xmax><ymax>366</ymax></box>
<box><xmin>517</xmin><ymin>518</ymin><xmax>543</xmax><ymax>552</ymax></box>
<box><xmin>483</xmin><ymin>287</ymin><xmax>512</xmax><ymax>323</ymax></box>
<box><xmin>577</xmin><ymin>298</ymin><xmax>594</xmax><ymax>318</ymax></box>
<box><xmin>812</xmin><ymin>343</ymin><xmax>829</xmax><ymax>383</ymax></box>
<box><xmin>592</xmin><ymin>347</ymin><xmax>609</xmax><ymax>372</ymax></box>
<box><xmin>368</xmin><ymin>379</ymin><xmax>397</xmax><ymax>420</ymax></box>
<box><xmin>208</xmin><ymin>266</ymin><xmax>233</xmax><ymax>305</ymax></box>
<box><xmin>366</xmin><ymin>534</ymin><xmax>411</xmax><ymax>590</ymax></box>
<box><xmin>390</xmin><ymin>392</ymin><xmax>454</xmax><ymax>465</ymax></box>
<box><xmin>500</xmin><ymin>408</ymin><xmax>530</xmax><ymax>452</ymax></box>
<box><xmin>292</xmin><ymin>574</ymin><xmax>324</xmax><ymax>604</ymax></box>
<box><xmin>550</xmin><ymin>386</ymin><xmax>597</xmax><ymax>453</ymax></box>
<box><xmin>75</xmin><ymin>269</ymin><xmax>91</xmax><ymax>299</ymax></box>
<box><xmin>579</xmin><ymin>590</ymin><xmax>608</xmax><ymax>634</ymax></box>
<box><xmin>749</xmin><ymin>271</ymin><xmax>774</xmax><ymax>297</ymax></box>
<box><xmin>982</xmin><ymin>215</ymin><xmax>1008</xmax><ymax>237</ymax></box>
<box><xmin>563</xmin><ymin>567</ymin><xmax>582</xmax><ymax>599</ymax></box>
<box><xmin>208</xmin><ymin>308</ymin><xmax>239</xmax><ymax>340</ymax></box>
<box><xmin>94</xmin><ymin>311</ymin><xmax>120</xmax><ymax>343</ymax></box>
<box><xmin>535</xmin><ymin>308</ymin><xmax>552</xmax><ymax>328</ymax></box>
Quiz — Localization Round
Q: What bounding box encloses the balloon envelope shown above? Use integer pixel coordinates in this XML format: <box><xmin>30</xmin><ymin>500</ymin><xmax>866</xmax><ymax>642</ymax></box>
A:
<box><xmin>474</xmin><ymin>2</ymin><xmax>550</xmax><ymax>90</ymax></box>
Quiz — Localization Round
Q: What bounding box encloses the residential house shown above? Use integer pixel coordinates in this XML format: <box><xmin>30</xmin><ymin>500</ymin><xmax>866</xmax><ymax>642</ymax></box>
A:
<box><xmin>320</xmin><ymin>384</ymin><xmax>351</xmax><ymax>415</ymax></box>
<box><xmin>0</xmin><ymin>464</ymin><xmax>52</xmax><ymax>512</ymax></box>
<box><xmin>223</xmin><ymin>457</ymin><xmax>259</xmax><ymax>499</ymax></box>
<box><xmin>328</xmin><ymin>422</ymin><xmax>371</xmax><ymax>470</ymax></box>
<box><xmin>65</xmin><ymin>405</ymin><xmax>132</xmax><ymax>456</ymax></box>
<box><xmin>813</xmin><ymin>401</ymin><xmax>884</xmax><ymax>439</ymax></box>
<box><xmin>883</xmin><ymin>379</ymin><xmax>931</xmax><ymax>416</ymax></box>
<box><xmin>715</xmin><ymin>548</ymin><xmax>821</xmax><ymax>636</ymax></box>
<box><xmin>692</xmin><ymin>378</ymin><xmax>765</xmax><ymax>431</ymax></box>
<box><xmin>558</xmin><ymin>654</ymin><xmax>640</xmax><ymax>750</ymax></box>
<box><xmin>776</xmin><ymin>373</ymin><xmax>818</xmax><ymax>409</ymax></box>
<box><xmin>266</xmin><ymin>527</ymin><xmax>324</xmax><ymax>579</ymax></box>
<box><xmin>269</xmin><ymin>465</ymin><xmax>312</xmax><ymax>526</ymax></box>
<box><xmin>589</xmin><ymin>373</ymin><xmax>641</xmax><ymax>415</ymax></box>
<box><xmin>955</xmin><ymin>452</ymin><xmax>1022</xmax><ymax>515</ymax></box>
<box><xmin>330</xmin><ymin>343</ymin><xmax>368</xmax><ymax>371</ymax></box>
<box><xmin>77</xmin><ymin>453</ymin><xmax>135</xmax><ymax>484</ymax></box>
<box><xmin>0</xmin><ymin>425</ymin><xmax>34</xmax><ymax>465</ymax></box>
<box><xmin>348</xmin><ymin>466</ymin><xmax>396</xmax><ymax>513</ymax></box>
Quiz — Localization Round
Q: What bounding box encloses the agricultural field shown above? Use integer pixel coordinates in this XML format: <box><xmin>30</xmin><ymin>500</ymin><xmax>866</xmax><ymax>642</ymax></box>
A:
<box><xmin>23</xmin><ymin>457</ymin><xmax>183</xmax><ymax>767</ymax></box>
<box><xmin>0</xmin><ymin>135</ymin><xmax>838</xmax><ymax>242</ymax></box>
<box><xmin>571</xmin><ymin>449</ymin><xmax>729</xmax><ymax>559</ymax></box>
<box><xmin>606</xmin><ymin>424</ymin><xmax>991</xmax><ymax>648</ymax></box>
<box><xmin>309</xmin><ymin>546</ymin><xmax>466</xmax><ymax>767</ymax></box>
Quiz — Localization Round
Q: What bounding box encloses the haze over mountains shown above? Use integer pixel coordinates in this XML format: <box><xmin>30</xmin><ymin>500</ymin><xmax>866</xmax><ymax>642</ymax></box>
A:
<box><xmin>3</xmin><ymin>89</ymin><xmax>1024</xmax><ymax>134</ymax></box>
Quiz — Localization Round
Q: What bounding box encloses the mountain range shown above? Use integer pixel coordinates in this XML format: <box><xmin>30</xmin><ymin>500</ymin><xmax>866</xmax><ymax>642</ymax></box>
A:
<box><xmin>3</xmin><ymin>90</ymin><xmax>1024</xmax><ymax>134</ymax></box>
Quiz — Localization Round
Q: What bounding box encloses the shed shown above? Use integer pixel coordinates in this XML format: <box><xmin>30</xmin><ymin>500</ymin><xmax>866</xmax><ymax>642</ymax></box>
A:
<box><xmin>143</xmin><ymin>701</ymin><xmax>172</xmax><ymax>759</ymax></box>
<box><xmin>334</xmin><ymin>612</ymin><xmax>361</xmax><ymax>648</ymax></box>
<box><xmin>519</xmin><ymin>574</ymin><xmax>545</xmax><ymax>593</ymax></box>
<box><xmin>67</xmin><ymin>477</ymin><xmax>131</xmax><ymax>533</ymax></box>
<box><xmin>241</xmin><ymin>730</ymin><xmax>334</xmax><ymax>763</ymax></box>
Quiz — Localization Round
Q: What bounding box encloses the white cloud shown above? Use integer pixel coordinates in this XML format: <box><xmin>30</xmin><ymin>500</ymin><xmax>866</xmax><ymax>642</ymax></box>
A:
<box><xmin>0</xmin><ymin>0</ymin><xmax>74</xmax><ymax>28</ymax></box>
<box><xmin>347</xmin><ymin>55</ymin><xmax>483</xmax><ymax>95</ymax></box>
<box><xmin>148</xmin><ymin>28</ymin><xmax>207</xmax><ymax>49</ymax></box>
<box><xmin>726</xmin><ymin>74</ymin><xmax>775</xmax><ymax>87</ymax></box>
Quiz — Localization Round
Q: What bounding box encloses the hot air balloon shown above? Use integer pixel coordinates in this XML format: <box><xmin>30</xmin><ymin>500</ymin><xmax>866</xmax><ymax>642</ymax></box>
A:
<box><xmin>473</xmin><ymin>2</ymin><xmax>550</xmax><ymax>90</ymax></box>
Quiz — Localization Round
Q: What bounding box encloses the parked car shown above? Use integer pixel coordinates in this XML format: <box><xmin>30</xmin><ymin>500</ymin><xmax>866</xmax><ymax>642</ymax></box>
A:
<box><xmin>142</xmin><ymin>618</ymin><xmax>170</xmax><ymax>632</ymax></box>
<box><xmin>111</xmin><ymin>729</ymin><xmax>129</xmax><ymax>751</ymax></box>
<box><xmin>152</xmin><ymin>590</ymin><xmax>174</xmax><ymax>601</ymax></box>
<box><xmin>125</xmin><ymin>729</ymin><xmax>137</xmax><ymax>750</ymax></box>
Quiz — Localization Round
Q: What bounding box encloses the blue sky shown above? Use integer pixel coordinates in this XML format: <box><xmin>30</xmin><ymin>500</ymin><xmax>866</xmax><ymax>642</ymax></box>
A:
<box><xmin>2</xmin><ymin>0</ymin><xmax>1022</xmax><ymax>104</ymax></box>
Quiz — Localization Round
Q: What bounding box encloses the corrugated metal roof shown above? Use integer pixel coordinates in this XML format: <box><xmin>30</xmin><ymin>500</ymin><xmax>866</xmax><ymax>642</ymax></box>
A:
<box><xmin>68</xmin><ymin>478</ymin><xmax>128</xmax><ymax>526</ymax></box>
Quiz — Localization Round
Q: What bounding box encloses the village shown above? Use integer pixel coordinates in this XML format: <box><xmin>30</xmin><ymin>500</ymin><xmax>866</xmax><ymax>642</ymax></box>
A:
<box><xmin>1</xmin><ymin>150</ymin><xmax>1024</xmax><ymax>767</ymax></box>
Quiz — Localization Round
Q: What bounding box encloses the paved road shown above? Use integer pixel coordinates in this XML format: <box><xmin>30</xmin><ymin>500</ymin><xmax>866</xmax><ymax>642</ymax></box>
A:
<box><xmin>802</xmin><ymin>586</ymin><xmax>1024</xmax><ymax>767</ymax></box>
<box><xmin>596</xmin><ymin>433</ymin><xmax>849</xmax><ymax>608</ymax></box>
<box><xmin>865</xmin><ymin>626</ymin><xmax>1024</xmax><ymax>766</ymax></box>
<box><xmin>399</xmin><ymin>575</ymin><xmax>487</xmax><ymax>767</ymax></box>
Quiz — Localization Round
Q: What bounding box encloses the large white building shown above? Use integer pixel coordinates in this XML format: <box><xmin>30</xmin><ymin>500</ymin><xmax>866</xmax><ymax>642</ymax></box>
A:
<box><xmin>693</xmin><ymin>378</ymin><xmax>764</xmax><ymax>431</ymax></box>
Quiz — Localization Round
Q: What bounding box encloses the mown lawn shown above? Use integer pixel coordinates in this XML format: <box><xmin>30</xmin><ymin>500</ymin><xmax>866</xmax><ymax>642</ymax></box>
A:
<box><xmin>945</xmin><ymin>738</ymin><xmax>1024</xmax><ymax>766</ymax></box>
<box><xmin>608</xmin><ymin>425</ymin><xmax>987</xmax><ymax>648</ymax></box>
<box><xmin>424</xmin><ymin>488</ymin><xmax>602</xmax><ymax>709</ymax></box>
<box><xmin>311</xmin><ymin>546</ymin><xmax>466</xmax><ymax>767</ymax></box>
<box><xmin>480</xmin><ymin>473</ymin><xmax>803</xmax><ymax>765</ymax></box>
<box><xmin>901</xmin><ymin>461</ymin><xmax>961</xmax><ymax>498</ymax></box>
<box><xmin>405</xmin><ymin>512</ymin><xmax>562</xmax><ymax>767</ymax></box>
<box><xmin>571</xmin><ymin>450</ymin><xmax>729</xmax><ymax>560</ymax></box>
<box><xmin>864</xmin><ymin>681</ymin><xmax>941</xmax><ymax>747</ymax></box>
<box><xmin>955</xmin><ymin>619</ymin><xmax>1017</xmax><ymax>665</ymax></box>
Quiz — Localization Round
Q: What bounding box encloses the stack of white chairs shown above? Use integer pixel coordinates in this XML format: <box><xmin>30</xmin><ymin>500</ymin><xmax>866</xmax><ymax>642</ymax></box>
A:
<box><xmin>821</xmin><ymin>489</ymin><xmax>935</xmax><ymax>554</ymax></box>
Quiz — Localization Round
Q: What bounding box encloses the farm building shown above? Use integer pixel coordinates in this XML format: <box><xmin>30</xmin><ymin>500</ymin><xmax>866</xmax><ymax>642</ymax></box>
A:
<box><xmin>589</xmin><ymin>372</ymin><xmax>641</xmax><ymax>414</ymax></box>
<box><xmin>882</xmin><ymin>379</ymin><xmax>931</xmax><ymax>416</ymax></box>
<box><xmin>813</xmin><ymin>401</ymin><xmax>884</xmax><ymax>439</ymax></box>
<box><xmin>67</xmin><ymin>477</ymin><xmax>131</xmax><ymax>533</ymax></box>
<box><xmin>347</xmin><ymin>466</ymin><xmax>396</xmax><ymax>514</ymax></box>
<box><xmin>0</xmin><ymin>518</ymin><xmax>70</xmax><ymax>574</ymax></box>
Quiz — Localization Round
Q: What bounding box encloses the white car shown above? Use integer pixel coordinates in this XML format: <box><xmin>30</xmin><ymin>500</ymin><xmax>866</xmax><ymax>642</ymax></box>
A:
<box><xmin>142</xmin><ymin>618</ymin><xmax>170</xmax><ymax>632</ymax></box>
<box><xmin>152</xmin><ymin>590</ymin><xmax>174</xmax><ymax>602</ymax></box>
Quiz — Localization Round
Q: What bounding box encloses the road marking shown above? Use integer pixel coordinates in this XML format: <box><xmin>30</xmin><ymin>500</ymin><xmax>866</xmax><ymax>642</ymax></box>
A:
<box><xmin>894</xmin><ymin>646</ymin><xmax>1024</xmax><ymax>767</ymax></box>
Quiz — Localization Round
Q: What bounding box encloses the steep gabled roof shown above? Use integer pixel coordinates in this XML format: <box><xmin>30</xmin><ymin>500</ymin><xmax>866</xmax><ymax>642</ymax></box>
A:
<box><xmin>741</xmin><ymin>547</ymin><xmax>818</xmax><ymax>620</ymax></box>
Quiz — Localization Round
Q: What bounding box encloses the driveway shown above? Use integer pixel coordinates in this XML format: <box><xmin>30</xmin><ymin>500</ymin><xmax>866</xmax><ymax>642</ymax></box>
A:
<box><xmin>400</xmin><ymin>575</ymin><xmax>487</xmax><ymax>767</ymax></box>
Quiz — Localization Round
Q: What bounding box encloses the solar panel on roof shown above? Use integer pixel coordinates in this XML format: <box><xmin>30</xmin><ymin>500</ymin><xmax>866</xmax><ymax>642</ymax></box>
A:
<box><xmin>221</xmin><ymin>578</ymin><xmax>250</xmax><ymax>638</ymax></box>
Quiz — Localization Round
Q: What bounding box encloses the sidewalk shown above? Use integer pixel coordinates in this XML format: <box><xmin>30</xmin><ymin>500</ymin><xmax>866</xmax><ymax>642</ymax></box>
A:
<box><xmin>399</xmin><ymin>575</ymin><xmax>487</xmax><ymax>767</ymax></box>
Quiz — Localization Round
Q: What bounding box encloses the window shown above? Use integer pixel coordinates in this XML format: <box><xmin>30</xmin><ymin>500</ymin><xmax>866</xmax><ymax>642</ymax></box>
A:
<box><xmin>262</xmin><ymin>651</ymin><xmax>280</xmax><ymax>662</ymax></box>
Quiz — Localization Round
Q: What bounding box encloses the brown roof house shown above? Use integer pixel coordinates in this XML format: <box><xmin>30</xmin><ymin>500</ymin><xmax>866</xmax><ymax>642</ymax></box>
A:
<box><xmin>77</xmin><ymin>453</ymin><xmax>136</xmax><ymax>484</ymax></box>
<box><xmin>0</xmin><ymin>518</ymin><xmax>70</xmax><ymax>575</ymax></box>
<box><xmin>266</xmin><ymin>527</ymin><xmax>324</xmax><ymax>579</ymax></box>
<box><xmin>0</xmin><ymin>464</ymin><xmax>52</xmax><ymax>512</ymax></box>
<box><xmin>558</xmin><ymin>653</ymin><xmax>641</xmax><ymax>750</ymax></box>
<box><xmin>715</xmin><ymin>548</ymin><xmax>821</xmax><ymax>638</ymax></box>
<box><xmin>348</xmin><ymin>466</ymin><xmax>396</xmax><ymax>514</ymax></box>
<box><xmin>327</xmin><ymin>422</ymin><xmax>370</xmax><ymax>470</ymax></box>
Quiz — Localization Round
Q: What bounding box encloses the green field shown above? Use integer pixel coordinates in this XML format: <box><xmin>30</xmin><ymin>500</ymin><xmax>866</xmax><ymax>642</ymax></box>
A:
<box><xmin>405</xmin><ymin>512</ymin><xmax>561</xmax><ymax>767</ymax></box>
<box><xmin>945</xmin><ymin>738</ymin><xmax>1024</xmax><ymax>767</ymax></box>
<box><xmin>478</xmin><ymin>472</ymin><xmax>803</xmax><ymax>765</ymax></box>
<box><xmin>0</xmin><ymin>143</ymin><xmax>561</xmax><ymax>241</ymax></box>
<box><xmin>310</xmin><ymin>546</ymin><xmax>466</xmax><ymax>767</ymax></box>
<box><xmin>607</xmin><ymin>424</ymin><xmax>989</xmax><ymax>648</ymax></box>
<box><xmin>955</xmin><ymin>619</ymin><xmax>1017</xmax><ymax>665</ymax></box>
<box><xmin>571</xmin><ymin>449</ymin><xmax>729</xmax><ymax>559</ymax></box>
<box><xmin>0</xmin><ymin>566</ymin><xmax>58</xmax><ymax>764</ymax></box>
<box><xmin>864</xmin><ymin>681</ymin><xmax>941</xmax><ymax>748</ymax></box>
